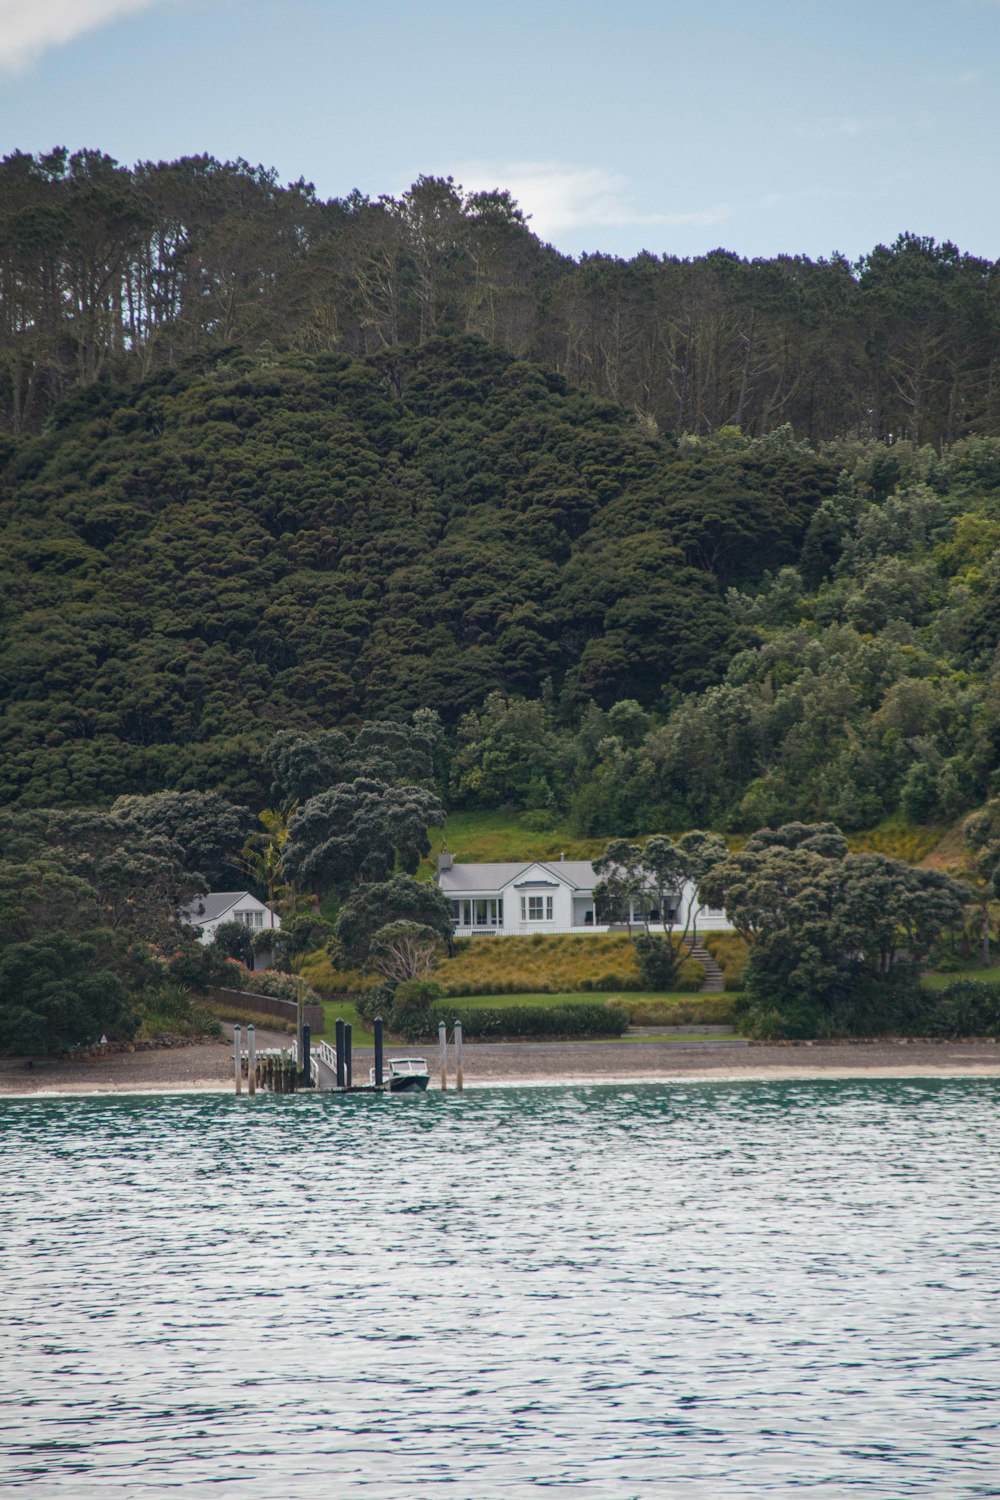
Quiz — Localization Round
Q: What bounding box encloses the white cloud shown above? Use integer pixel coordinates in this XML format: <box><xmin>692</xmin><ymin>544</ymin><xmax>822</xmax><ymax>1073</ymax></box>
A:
<box><xmin>448</xmin><ymin>161</ymin><xmax>730</xmax><ymax>242</ymax></box>
<box><xmin>0</xmin><ymin>0</ymin><xmax>164</xmax><ymax>72</ymax></box>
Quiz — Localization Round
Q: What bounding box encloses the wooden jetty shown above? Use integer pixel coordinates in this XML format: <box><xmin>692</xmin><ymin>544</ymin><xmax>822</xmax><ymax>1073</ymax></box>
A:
<box><xmin>232</xmin><ymin>1017</ymin><xmax>465</xmax><ymax>1096</ymax></box>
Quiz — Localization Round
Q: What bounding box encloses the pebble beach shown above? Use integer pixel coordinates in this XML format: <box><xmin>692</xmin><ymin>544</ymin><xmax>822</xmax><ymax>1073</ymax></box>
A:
<box><xmin>3</xmin><ymin>1031</ymin><xmax>1000</xmax><ymax>1096</ymax></box>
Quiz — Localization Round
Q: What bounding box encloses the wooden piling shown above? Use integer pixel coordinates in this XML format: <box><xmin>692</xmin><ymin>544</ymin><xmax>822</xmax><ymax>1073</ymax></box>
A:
<box><xmin>295</xmin><ymin>978</ymin><xmax>304</xmax><ymax>1080</ymax></box>
<box><xmin>247</xmin><ymin>1025</ymin><xmax>256</xmax><ymax>1096</ymax></box>
<box><xmin>335</xmin><ymin>1018</ymin><xmax>345</xmax><ymax>1090</ymax></box>
<box><xmin>454</xmin><ymin>1020</ymin><xmax>463</xmax><ymax>1093</ymax></box>
<box><xmin>234</xmin><ymin>1025</ymin><xmax>242</xmax><ymax>1095</ymax></box>
<box><xmin>373</xmin><ymin>1017</ymin><xmax>384</xmax><ymax>1088</ymax></box>
<box><xmin>438</xmin><ymin>1021</ymin><xmax>447</xmax><ymax>1092</ymax></box>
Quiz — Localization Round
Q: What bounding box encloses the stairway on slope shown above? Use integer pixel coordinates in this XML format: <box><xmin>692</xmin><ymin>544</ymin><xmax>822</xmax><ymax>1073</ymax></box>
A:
<box><xmin>683</xmin><ymin>942</ymin><xmax>726</xmax><ymax>993</ymax></box>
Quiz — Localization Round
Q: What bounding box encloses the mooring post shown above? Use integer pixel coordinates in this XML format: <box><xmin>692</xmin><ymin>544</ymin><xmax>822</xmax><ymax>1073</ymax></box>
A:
<box><xmin>335</xmin><ymin>1018</ymin><xmax>345</xmax><ymax>1090</ymax></box>
<box><xmin>302</xmin><ymin>1023</ymin><xmax>311</xmax><ymax>1088</ymax></box>
<box><xmin>454</xmin><ymin>1020</ymin><xmax>463</xmax><ymax>1093</ymax></box>
<box><xmin>439</xmin><ymin>1020</ymin><xmax>448</xmax><ymax>1092</ymax></box>
<box><xmin>373</xmin><ymin>1017</ymin><xmax>384</xmax><ymax>1089</ymax></box>
<box><xmin>344</xmin><ymin>1023</ymin><xmax>353</xmax><ymax>1089</ymax></box>
<box><xmin>234</xmin><ymin>1025</ymin><xmax>242</xmax><ymax>1095</ymax></box>
<box><xmin>296</xmin><ymin>978</ymin><xmax>305</xmax><ymax>1078</ymax></box>
<box><xmin>247</xmin><ymin>1025</ymin><xmax>256</xmax><ymax>1097</ymax></box>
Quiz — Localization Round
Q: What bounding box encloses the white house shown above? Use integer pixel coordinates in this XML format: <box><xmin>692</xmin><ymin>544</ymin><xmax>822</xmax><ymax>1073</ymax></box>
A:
<box><xmin>434</xmin><ymin>853</ymin><xmax>731</xmax><ymax>937</ymax></box>
<box><xmin>182</xmin><ymin>891</ymin><xmax>281</xmax><ymax>945</ymax></box>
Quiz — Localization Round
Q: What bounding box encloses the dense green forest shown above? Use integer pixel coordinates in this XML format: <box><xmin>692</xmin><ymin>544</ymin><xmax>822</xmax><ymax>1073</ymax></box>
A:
<box><xmin>4</xmin><ymin>146</ymin><xmax>1000</xmax><ymax>836</ymax></box>
<box><xmin>3</xmin><ymin>326</ymin><xmax>1000</xmax><ymax>834</ymax></box>
<box><xmin>8</xmin><ymin>145</ymin><xmax>1000</xmax><ymax>1052</ymax></box>
<box><xmin>4</xmin><ymin>149</ymin><xmax>1000</xmax><ymax>446</ymax></box>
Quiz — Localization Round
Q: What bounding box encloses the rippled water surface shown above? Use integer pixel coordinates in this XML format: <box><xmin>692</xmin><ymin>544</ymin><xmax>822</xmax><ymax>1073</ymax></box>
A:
<box><xmin>2</xmin><ymin>1079</ymin><xmax>999</xmax><ymax>1497</ymax></box>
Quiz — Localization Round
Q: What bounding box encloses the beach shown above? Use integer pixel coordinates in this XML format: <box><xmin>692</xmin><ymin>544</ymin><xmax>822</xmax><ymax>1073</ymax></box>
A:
<box><xmin>2</xmin><ymin>1031</ymin><xmax>1000</xmax><ymax>1096</ymax></box>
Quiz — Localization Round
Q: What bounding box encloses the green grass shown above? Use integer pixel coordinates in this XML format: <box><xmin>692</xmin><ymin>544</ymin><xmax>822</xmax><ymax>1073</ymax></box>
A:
<box><xmin>447</xmin><ymin>990</ymin><xmax>702</xmax><ymax>1008</ymax></box>
<box><xmin>315</xmin><ymin>999</ymin><xmax>372</xmax><ymax>1045</ymax></box>
<box><xmin>921</xmin><ymin>963</ymin><xmax>1000</xmax><ymax>990</ymax></box>
<box><xmin>845</xmin><ymin>815</ymin><xmax>952</xmax><ymax>865</ymax></box>
<box><xmin>420</xmin><ymin>809</ymin><xmax>608</xmax><ymax>874</ymax></box>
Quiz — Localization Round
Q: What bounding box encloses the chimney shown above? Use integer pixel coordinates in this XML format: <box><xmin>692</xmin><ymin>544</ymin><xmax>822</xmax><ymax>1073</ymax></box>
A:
<box><xmin>437</xmin><ymin>849</ymin><xmax>453</xmax><ymax>874</ymax></box>
<box><xmin>559</xmin><ymin>851</ymin><xmax>565</xmax><ymax>862</ymax></box>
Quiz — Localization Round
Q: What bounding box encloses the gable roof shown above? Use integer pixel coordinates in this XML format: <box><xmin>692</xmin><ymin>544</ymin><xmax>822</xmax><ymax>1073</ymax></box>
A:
<box><xmin>184</xmin><ymin>891</ymin><xmax>262</xmax><ymax>924</ymax></box>
<box><xmin>438</xmin><ymin>860</ymin><xmax>597</xmax><ymax>893</ymax></box>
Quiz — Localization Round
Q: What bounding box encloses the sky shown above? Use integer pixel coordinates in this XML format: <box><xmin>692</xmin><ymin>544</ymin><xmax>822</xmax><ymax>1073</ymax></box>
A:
<box><xmin>1</xmin><ymin>0</ymin><xmax>999</xmax><ymax>262</ymax></box>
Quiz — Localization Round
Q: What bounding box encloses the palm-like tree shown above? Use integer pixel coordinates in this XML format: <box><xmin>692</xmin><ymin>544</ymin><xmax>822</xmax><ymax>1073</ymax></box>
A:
<box><xmin>238</xmin><ymin>804</ymin><xmax>297</xmax><ymax>923</ymax></box>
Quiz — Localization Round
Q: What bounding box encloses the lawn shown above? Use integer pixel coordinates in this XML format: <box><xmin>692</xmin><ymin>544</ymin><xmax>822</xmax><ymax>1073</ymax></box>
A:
<box><xmin>420</xmin><ymin>808</ymin><xmax>609</xmax><ymax>872</ymax></box>
<box><xmin>312</xmin><ymin>989</ymin><xmax>739</xmax><ymax>1043</ymax></box>
<box><xmin>449</xmin><ymin>990</ymin><xmax>712</xmax><ymax>1008</ymax></box>
<box><xmin>921</xmin><ymin>963</ymin><xmax>1000</xmax><ymax>990</ymax></box>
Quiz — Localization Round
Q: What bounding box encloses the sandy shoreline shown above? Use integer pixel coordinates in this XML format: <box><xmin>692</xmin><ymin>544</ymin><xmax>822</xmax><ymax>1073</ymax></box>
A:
<box><xmin>2</xmin><ymin>1034</ymin><xmax>999</xmax><ymax>1098</ymax></box>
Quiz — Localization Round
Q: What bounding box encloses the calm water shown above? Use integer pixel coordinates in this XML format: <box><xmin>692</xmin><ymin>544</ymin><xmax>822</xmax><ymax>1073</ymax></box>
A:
<box><xmin>1</xmin><ymin>1080</ymin><xmax>998</xmax><ymax>1498</ymax></box>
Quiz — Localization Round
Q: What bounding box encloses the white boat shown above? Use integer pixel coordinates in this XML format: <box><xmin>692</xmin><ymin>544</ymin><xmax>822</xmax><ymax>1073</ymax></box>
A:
<box><xmin>369</xmin><ymin>1057</ymin><xmax>430</xmax><ymax>1093</ymax></box>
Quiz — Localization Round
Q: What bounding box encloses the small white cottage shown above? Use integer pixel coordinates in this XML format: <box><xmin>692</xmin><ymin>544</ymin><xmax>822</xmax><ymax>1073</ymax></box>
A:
<box><xmin>434</xmin><ymin>853</ymin><xmax>731</xmax><ymax>936</ymax></box>
<box><xmin>182</xmin><ymin>891</ymin><xmax>281</xmax><ymax>945</ymax></box>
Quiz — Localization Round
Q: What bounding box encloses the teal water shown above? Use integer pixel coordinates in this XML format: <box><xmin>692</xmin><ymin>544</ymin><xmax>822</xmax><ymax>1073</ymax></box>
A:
<box><xmin>1</xmin><ymin>1079</ymin><xmax>998</xmax><ymax>1497</ymax></box>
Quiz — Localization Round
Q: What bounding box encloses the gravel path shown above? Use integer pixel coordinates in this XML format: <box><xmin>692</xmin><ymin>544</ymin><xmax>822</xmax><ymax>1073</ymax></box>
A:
<box><xmin>2</xmin><ymin>1032</ymin><xmax>999</xmax><ymax>1095</ymax></box>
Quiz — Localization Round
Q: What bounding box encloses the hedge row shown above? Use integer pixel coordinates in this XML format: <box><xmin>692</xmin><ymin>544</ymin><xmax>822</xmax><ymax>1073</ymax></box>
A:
<box><xmin>393</xmin><ymin>1002</ymin><xmax>630</xmax><ymax>1042</ymax></box>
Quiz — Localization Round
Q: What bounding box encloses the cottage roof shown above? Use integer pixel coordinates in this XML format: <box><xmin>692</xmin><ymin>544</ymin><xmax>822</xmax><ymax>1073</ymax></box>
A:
<box><xmin>438</xmin><ymin>860</ymin><xmax>597</xmax><ymax>893</ymax></box>
<box><xmin>183</xmin><ymin>891</ymin><xmax>261</xmax><ymax>924</ymax></box>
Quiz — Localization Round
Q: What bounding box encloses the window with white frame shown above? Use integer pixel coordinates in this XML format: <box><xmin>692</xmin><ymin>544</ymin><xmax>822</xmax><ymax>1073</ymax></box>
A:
<box><xmin>234</xmin><ymin>909</ymin><xmax>264</xmax><ymax>928</ymax></box>
<box><xmin>521</xmin><ymin>895</ymin><xmax>553</xmax><ymax>921</ymax></box>
<box><xmin>453</xmin><ymin>899</ymin><xmax>503</xmax><ymax>927</ymax></box>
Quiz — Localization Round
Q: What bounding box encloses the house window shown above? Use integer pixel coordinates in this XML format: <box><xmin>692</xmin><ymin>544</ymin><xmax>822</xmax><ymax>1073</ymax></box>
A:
<box><xmin>453</xmin><ymin>899</ymin><xmax>503</xmax><ymax>927</ymax></box>
<box><xmin>521</xmin><ymin>895</ymin><xmax>553</xmax><ymax>921</ymax></box>
<box><xmin>235</xmin><ymin>909</ymin><xmax>264</xmax><ymax>928</ymax></box>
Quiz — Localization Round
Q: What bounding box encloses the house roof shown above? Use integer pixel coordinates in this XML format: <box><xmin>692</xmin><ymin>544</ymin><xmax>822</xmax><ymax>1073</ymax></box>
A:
<box><xmin>438</xmin><ymin>861</ymin><xmax>597</xmax><ymax>893</ymax></box>
<box><xmin>183</xmin><ymin>891</ymin><xmax>262</xmax><ymax>924</ymax></box>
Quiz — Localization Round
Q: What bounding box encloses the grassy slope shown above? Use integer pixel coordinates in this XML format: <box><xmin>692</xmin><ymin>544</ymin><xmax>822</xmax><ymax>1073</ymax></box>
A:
<box><xmin>421</xmin><ymin>810</ymin><xmax>609</xmax><ymax>871</ymax></box>
<box><xmin>305</xmin><ymin>811</ymin><xmax>979</xmax><ymax>1013</ymax></box>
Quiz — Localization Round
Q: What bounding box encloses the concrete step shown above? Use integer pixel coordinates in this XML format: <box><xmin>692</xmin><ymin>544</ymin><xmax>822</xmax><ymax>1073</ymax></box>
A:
<box><xmin>681</xmin><ymin>942</ymin><xmax>726</xmax><ymax>994</ymax></box>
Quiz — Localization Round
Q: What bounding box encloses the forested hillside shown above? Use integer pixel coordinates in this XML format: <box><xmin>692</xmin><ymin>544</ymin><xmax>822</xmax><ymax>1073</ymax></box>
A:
<box><xmin>0</xmin><ymin>336</ymin><xmax>836</xmax><ymax>807</ymax></box>
<box><xmin>4</xmin><ymin>147</ymin><xmax>1000</xmax><ymax>838</ymax></box>
<box><xmin>3</xmin><ymin>325</ymin><xmax>1000</xmax><ymax>833</ymax></box>
<box><xmin>3</xmin><ymin>149</ymin><xmax>1000</xmax><ymax>447</ymax></box>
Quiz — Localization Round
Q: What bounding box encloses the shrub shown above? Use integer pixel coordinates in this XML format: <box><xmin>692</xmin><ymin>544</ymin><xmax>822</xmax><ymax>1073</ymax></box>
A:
<box><xmin>220</xmin><ymin>962</ymin><xmax>321</xmax><ymax>1005</ymax></box>
<box><xmin>212</xmin><ymin>920</ymin><xmax>254</xmax><ymax>965</ymax></box>
<box><xmin>390</xmin><ymin>1001</ymin><xmax>630</xmax><ymax>1042</ymax></box>
<box><xmin>633</xmin><ymin>934</ymin><xmax>683</xmax><ymax>991</ymax></box>
<box><xmin>167</xmin><ymin>942</ymin><xmax>231</xmax><ymax>991</ymax></box>
<box><xmin>920</xmin><ymin>979</ymin><xmax>1000</xmax><ymax>1037</ymax></box>
<box><xmin>356</xmin><ymin>980</ymin><xmax>396</xmax><ymax>1027</ymax></box>
<box><xmin>137</xmin><ymin>983</ymin><xmax>222</xmax><ymax>1040</ymax></box>
<box><xmin>391</xmin><ymin>978</ymin><xmax>444</xmax><ymax>1033</ymax></box>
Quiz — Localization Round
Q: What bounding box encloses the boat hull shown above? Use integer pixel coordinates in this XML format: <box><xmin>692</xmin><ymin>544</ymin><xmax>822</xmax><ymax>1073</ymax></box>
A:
<box><xmin>388</xmin><ymin>1075</ymin><xmax>429</xmax><ymax>1093</ymax></box>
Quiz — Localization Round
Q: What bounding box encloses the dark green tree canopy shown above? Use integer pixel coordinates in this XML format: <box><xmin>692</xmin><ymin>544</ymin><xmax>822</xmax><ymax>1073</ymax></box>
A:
<box><xmin>110</xmin><ymin>790</ymin><xmax>254</xmax><ymax>888</ymax></box>
<box><xmin>0</xmin><ymin>933</ymin><xmax>135</xmax><ymax>1057</ymax></box>
<box><xmin>700</xmin><ymin>822</ymin><xmax>969</xmax><ymax>1035</ymax></box>
<box><xmin>283</xmin><ymin>780</ymin><xmax>445</xmax><ymax>896</ymax></box>
<box><xmin>333</xmin><ymin>874</ymin><xmax>454</xmax><ymax>970</ymax></box>
<box><xmin>265</xmin><ymin>721</ymin><xmax>437</xmax><ymax>804</ymax></box>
